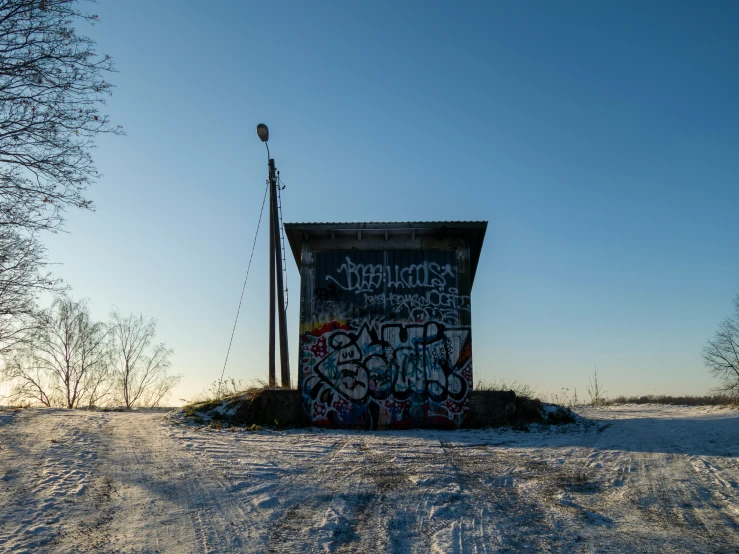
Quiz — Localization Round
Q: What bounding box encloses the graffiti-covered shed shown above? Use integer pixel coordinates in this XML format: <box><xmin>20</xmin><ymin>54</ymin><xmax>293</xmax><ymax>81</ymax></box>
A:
<box><xmin>284</xmin><ymin>221</ymin><xmax>487</xmax><ymax>430</ymax></box>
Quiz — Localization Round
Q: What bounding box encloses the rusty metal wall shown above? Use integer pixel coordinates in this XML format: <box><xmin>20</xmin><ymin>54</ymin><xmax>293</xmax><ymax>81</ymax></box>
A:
<box><xmin>299</xmin><ymin>248</ymin><xmax>473</xmax><ymax>429</ymax></box>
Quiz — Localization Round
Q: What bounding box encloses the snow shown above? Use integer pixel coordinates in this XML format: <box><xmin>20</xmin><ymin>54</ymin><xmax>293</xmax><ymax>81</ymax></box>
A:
<box><xmin>0</xmin><ymin>404</ymin><xmax>737</xmax><ymax>552</ymax></box>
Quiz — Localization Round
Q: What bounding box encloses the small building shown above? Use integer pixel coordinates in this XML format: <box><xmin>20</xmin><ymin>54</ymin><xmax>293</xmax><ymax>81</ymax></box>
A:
<box><xmin>284</xmin><ymin>221</ymin><xmax>487</xmax><ymax>429</ymax></box>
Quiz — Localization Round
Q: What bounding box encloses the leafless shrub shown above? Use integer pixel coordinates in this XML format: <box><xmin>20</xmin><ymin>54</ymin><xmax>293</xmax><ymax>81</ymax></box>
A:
<box><xmin>550</xmin><ymin>387</ymin><xmax>580</xmax><ymax>409</ymax></box>
<box><xmin>586</xmin><ymin>366</ymin><xmax>608</xmax><ymax>406</ymax></box>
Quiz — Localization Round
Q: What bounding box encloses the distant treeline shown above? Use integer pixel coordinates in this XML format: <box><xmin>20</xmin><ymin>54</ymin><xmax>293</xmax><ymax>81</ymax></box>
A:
<box><xmin>610</xmin><ymin>395</ymin><xmax>737</xmax><ymax>406</ymax></box>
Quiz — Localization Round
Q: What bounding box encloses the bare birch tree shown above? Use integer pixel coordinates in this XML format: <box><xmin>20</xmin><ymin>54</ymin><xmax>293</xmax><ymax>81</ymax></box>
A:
<box><xmin>1</xmin><ymin>295</ymin><xmax>108</xmax><ymax>407</ymax></box>
<box><xmin>109</xmin><ymin>310</ymin><xmax>179</xmax><ymax>409</ymax></box>
<box><xmin>702</xmin><ymin>295</ymin><xmax>739</xmax><ymax>398</ymax></box>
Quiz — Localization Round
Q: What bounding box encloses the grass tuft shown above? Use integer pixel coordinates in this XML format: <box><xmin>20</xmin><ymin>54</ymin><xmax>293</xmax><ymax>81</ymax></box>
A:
<box><xmin>475</xmin><ymin>378</ymin><xmax>536</xmax><ymax>400</ymax></box>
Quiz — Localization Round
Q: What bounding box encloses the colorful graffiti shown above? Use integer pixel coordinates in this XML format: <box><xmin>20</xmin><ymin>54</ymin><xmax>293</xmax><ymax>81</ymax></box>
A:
<box><xmin>299</xmin><ymin>250</ymin><xmax>473</xmax><ymax>429</ymax></box>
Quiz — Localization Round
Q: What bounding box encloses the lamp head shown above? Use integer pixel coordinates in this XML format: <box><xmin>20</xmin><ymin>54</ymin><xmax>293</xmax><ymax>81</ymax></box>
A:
<box><xmin>256</xmin><ymin>123</ymin><xmax>269</xmax><ymax>142</ymax></box>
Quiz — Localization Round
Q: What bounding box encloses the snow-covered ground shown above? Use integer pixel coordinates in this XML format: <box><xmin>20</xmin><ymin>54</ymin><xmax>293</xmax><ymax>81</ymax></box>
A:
<box><xmin>1</xmin><ymin>405</ymin><xmax>737</xmax><ymax>553</ymax></box>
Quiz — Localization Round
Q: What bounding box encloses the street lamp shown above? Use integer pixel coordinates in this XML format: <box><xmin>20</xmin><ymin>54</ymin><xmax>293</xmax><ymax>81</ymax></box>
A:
<box><xmin>256</xmin><ymin>123</ymin><xmax>289</xmax><ymax>388</ymax></box>
<box><xmin>256</xmin><ymin>123</ymin><xmax>269</xmax><ymax>143</ymax></box>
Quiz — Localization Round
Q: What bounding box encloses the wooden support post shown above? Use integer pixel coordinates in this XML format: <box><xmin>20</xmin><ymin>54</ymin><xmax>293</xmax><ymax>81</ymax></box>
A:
<box><xmin>268</xmin><ymin>159</ymin><xmax>277</xmax><ymax>387</ymax></box>
<box><xmin>270</xmin><ymin>159</ymin><xmax>290</xmax><ymax>388</ymax></box>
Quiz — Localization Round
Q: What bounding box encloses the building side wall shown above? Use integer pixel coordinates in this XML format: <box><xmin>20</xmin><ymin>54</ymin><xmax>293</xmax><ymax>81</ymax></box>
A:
<box><xmin>298</xmin><ymin>246</ymin><xmax>473</xmax><ymax>429</ymax></box>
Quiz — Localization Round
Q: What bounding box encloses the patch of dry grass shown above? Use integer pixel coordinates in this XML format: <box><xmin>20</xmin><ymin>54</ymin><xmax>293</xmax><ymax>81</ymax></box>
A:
<box><xmin>475</xmin><ymin>378</ymin><xmax>536</xmax><ymax>400</ymax></box>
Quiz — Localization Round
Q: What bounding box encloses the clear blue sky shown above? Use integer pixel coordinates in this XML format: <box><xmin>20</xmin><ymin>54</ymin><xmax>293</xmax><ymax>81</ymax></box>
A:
<box><xmin>39</xmin><ymin>0</ymin><xmax>739</xmax><ymax>403</ymax></box>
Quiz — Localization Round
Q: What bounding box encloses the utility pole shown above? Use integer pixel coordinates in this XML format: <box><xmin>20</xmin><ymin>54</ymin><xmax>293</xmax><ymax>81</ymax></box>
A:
<box><xmin>270</xmin><ymin>160</ymin><xmax>290</xmax><ymax>387</ymax></box>
<box><xmin>268</xmin><ymin>159</ymin><xmax>276</xmax><ymax>386</ymax></box>
<box><xmin>257</xmin><ymin>124</ymin><xmax>290</xmax><ymax>388</ymax></box>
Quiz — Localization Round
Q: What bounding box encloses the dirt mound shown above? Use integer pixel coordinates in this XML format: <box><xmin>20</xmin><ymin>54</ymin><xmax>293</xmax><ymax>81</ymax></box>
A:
<box><xmin>174</xmin><ymin>388</ymin><xmax>578</xmax><ymax>430</ymax></box>
<box><xmin>515</xmin><ymin>397</ymin><xmax>578</xmax><ymax>427</ymax></box>
<box><xmin>175</xmin><ymin>388</ymin><xmax>305</xmax><ymax>428</ymax></box>
<box><xmin>467</xmin><ymin>390</ymin><xmax>578</xmax><ymax>428</ymax></box>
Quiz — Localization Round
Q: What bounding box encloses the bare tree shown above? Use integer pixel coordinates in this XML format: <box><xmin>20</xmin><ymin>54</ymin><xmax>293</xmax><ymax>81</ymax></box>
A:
<box><xmin>1</xmin><ymin>0</ymin><xmax>121</xmax><ymax>234</ymax></box>
<box><xmin>2</xmin><ymin>352</ymin><xmax>53</xmax><ymax>406</ymax></box>
<box><xmin>109</xmin><ymin>310</ymin><xmax>179</xmax><ymax>409</ymax></box>
<box><xmin>702</xmin><ymin>295</ymin><xmax>739</xmax><ymax>398</ymax></box>
<box><xmin>1</xmin><ymin>295</ymin><xmax>108</xmax><ymax>407</ymax></box>
<box><xmin>0</xmin><ymin>0</ymin><xmax>120</xmax><ymax>351</ymax></box>
<box><xmin>0</xmin><ymin>227</ymin><xmax>60</xmax><ymax>354</ymax></box>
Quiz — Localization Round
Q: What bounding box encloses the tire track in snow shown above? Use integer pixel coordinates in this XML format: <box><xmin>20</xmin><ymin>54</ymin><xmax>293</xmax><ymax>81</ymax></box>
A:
<box><xmin>162</xmin><ymin>427</ymin><xmax>366</xmax><ymax>553</ymax></box>
<box><xmin>265</xmin><ymin>434</ymin><xmax>431</xmax><ymax>553</ymax></box>
<box><xmin>573</xmin><ymin>407</ymin><xmax>739</xmax><ymax>552</ymax></box>
<box><xmin>96</xmin><ymin>413</ymin><xmax>264</xmax><ymax>554</ymax></box>
<box><xmin>350</xmin><ymin>438</ymin><xmax>419</xmax><ymax>552</ymax></box>
<box><xmin>438</xmin><ymin>439</ymin><xmax>567</xmax><ymax>553</ymax></box>
<box><xmin>265</xmin><ymin>436</ymin><xmax>376</xmax><ymax>553</ymax></box>
<box><xmin>0</xmin><ymin>410</ymin><xmax>107</xmax><ymax>554</ymax></box>
<box><xmin>627</xmin><ymin>418</ymin><xmax>738</xmax><ymax>551</ymax></box>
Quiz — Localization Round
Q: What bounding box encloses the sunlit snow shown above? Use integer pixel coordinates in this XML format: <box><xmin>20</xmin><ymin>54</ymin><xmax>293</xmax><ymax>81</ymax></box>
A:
<box><xmin>0</xmin><ymin>405</ymin><xmax>737</xmax><ymax>552</ymax></box>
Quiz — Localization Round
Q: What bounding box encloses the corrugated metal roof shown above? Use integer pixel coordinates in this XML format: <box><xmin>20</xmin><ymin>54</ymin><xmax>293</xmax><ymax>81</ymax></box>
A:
<box><xmin>285</xmin><ymin>221</ymin><xmax>487</xmax><ymax>227</ymax></box>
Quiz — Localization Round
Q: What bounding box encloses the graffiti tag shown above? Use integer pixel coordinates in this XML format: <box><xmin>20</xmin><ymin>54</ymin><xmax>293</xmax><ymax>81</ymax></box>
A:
<box><xmin>325</xmin><ymin>256</ymin><xmax>456</xmax><ymax>294</ymax></box>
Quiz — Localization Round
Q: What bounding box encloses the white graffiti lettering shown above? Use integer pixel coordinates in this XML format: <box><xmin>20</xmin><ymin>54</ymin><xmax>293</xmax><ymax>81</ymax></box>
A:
<box><xmin>359</xmin><ymin>289</ymin><xmax>470</xmax><ymax>324</ymax></box>
<box><xmin>325</xmin><ymin>256</ymin><xmax>456</xmax><ymax>294</ymax></box>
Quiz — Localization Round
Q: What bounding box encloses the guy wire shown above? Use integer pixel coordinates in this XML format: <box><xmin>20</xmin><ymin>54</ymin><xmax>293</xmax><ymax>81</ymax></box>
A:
<box><xmin>217</xmin><ymin>180</ymin><xmax>270</xmax><ymax>399</ymax></box>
